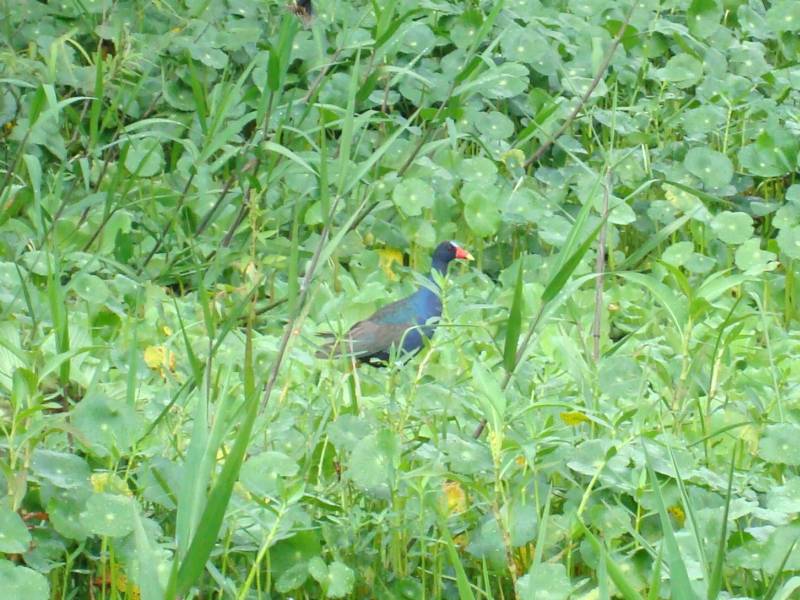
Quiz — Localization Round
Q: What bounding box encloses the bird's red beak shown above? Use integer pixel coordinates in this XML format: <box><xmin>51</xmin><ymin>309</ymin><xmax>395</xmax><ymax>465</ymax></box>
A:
<box><xmin>455</xmin><ymin>246</ymin><xmax>474</xmax><ymax>261</ymax></box>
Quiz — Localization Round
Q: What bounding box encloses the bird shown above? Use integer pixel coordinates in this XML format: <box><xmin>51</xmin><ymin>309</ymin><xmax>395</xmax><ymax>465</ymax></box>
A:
<box><xmin>317</xmin><ymin>241</ymin><xmax>474</xmax><ymax>364</ymax></box>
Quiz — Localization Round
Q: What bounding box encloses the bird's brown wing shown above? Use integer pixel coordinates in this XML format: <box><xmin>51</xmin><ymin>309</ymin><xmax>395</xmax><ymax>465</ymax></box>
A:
<box><xmin>316</xmin><ymin>297</ymin><xmax>418</xmax><ymax>359</ymax></box>
<box><xmin>316</xmin><ymin>319</ymin><xmax>413</xmax><ymax>358</ymax></box>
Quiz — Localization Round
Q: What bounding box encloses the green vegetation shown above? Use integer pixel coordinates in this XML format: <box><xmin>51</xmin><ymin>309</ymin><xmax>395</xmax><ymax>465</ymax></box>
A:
<box><xmin>1</xmin><ymin>0</ymin><xmax>800</xmax><ymax>598</ymax></box>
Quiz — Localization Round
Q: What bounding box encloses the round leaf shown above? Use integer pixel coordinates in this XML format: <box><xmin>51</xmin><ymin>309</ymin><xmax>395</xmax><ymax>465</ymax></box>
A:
<box><xmin>501</xmin><ymin>28</ymin><xmax>559</xmax><ymax>75</ymax></box>
<box><xmin>276</xmin><ymin>562</ymin><xmax>309</xmax><ymax>593</ymax></box>
<box><xmin>80</xmin><ymin>493</ymin><xmax>135</xmax><ymax>538</ymax></box>
<box><xmin>0</xmin><ymin>509</ymin><xmax>31</xmax><ymax>553</ymax></box>
<box><xmin>735</xmin><ymin>238</ymin><xmax>777</xmax><ymax>272</ymax></box>
<box><xmin>325</xmin><ymin>561</ymin><xmax>355</xmax><ymax>598</ymax></box>
<box><xmin>710</xmin><ymin>211</ymin><xmax>753</xmax><ymax>245</ymax></box>
<box><xmin>517</xmin><ymin>563</ymin><xmax>570</xmax><ymax>600</ymax></box>
<box><xmin>240</xmin><ymin>451</ymin><xmax>298</xmax><ymax>497</ymax></box>
<box><xmin>474</xmin><ymin>111</ymin><xmax>514</xmax><ymax>140</ymax></box>
<box><xmin>0</xmin><ymin>561</ymin><xmax>48</xmax><ymax>600</ymax></box>
<box><xmin>400</xmin><ymin>22</ymin><xmax>435</xmax><ymax>54</ymax></box>
<box><xmin>777</xmin><ymin>226</ymin><xmax>800</xmax><ymax>260</ymax></box>
<box><xmin>347</xmin><ymin>430</ymin><xmax>399</xmax><ymax>494</ymax></box>
<box><xmin>124</xmin><ymin>138</ymin><xmax>164</xmax><ymax>177</ymax></box>
<box><xmin>766</xmin><ymin>1</ymin><xmax>800</xmax><ymax>32</ymax></box>
<box><xmin>446</xmin><ymin>436</ymin><xmax>492</xmax><ymax>475</ymax></box>
<box><xmin>681</xmin><ymin>105</ymin><xmax>726</xmax><ymax>136</ymax></box>
<box><xmin>758</xmin><ymin>424</ymin><xmax>800</xmax><ymax>466</ymax></box>
<box><xmin>30</xmin><ymin>450</ymin><xmax>90</xmax><ymax>489</ymax></box>
<box><xmin>459</xmin><ymin>156</ymin><xmax>497</xmax><ymax>183</ymax></box>
<box><xmin>70</xmin><ymin>273</ymin><xmax>109</xmax><ymax>305</ymax></box>
<box><xmin>70</xmin><ymin>391</ymin><xmax>146</xmax><ymax>456</ymax></box>
<box><xmin>393</xmin><ymin>178</ymin><xmax>434</xmax><ymax>217</ymax></box>
<box><xmin>655</xmin><ymin>54</ymin><xmax>703</xmax><ymax>88</ymax></box>
<box><xmin>684</xmin><ymin>147</ymin><xmax>733</xmax><ymax>188</ymax></box>
<box><xmin>462</xmin><ymin>182</ymin><xmax>501</xmax><ymax>237</ymax></box>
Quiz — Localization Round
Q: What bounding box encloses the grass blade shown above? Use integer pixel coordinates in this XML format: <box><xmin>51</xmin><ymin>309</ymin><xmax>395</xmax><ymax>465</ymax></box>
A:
<box><xmin>577</xmin><ymin>519</ymin><xmax>644</xmax><ymax>600</ymax></box>
<box><xmin>542</xmin><ymin>216</ymin><xmax>606</xmax><ymax>303</ymax></box>
<box><xmin>707</xmin><ymin>448</ymin><xmax>735</xmax><ymax>599</ymax></box>
<box><xmin>642</xmin><ymin>442</ymin><xmax>694</xmax><ymax>598</ymax></box>
<box><xmin>435</xmin><ymin>506</ymin><xmax>476</xmax><ymax>600</ymax></box>
<box><xmin>503</xmin><ymin>258</ymin><xmax>524</xmax><ymax>373</ymax></box>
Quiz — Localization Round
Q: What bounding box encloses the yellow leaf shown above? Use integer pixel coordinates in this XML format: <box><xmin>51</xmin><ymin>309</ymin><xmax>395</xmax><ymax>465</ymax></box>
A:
<box><xmin>144</xmin><ymin>345</ymin><xmax>175</xmax><ymax>377</ymax></box>
<box><xmin>668</xmin><ymin>504</ymin><xmax>685</xmax><ymax>527</ymax></box>
<box><xmin>442</xmin><ymin>480</ymin><xmax>467</xmax><ymax>515</ymax></box>
<box><xmin>501</xmin><ymin>148</ymin><xmax>526</xmax><ymax>170</ymax></box>
<box><xmin>114</xmin><ymin>573</ymin><xmax>141</xmax><ymax>599</ymax></box>
<box><xmin>378</xmin><ymin>248</ymin><xmax>403</xmax><ymax>281</ymax></box>
<box><xmin>740</xmin><ymin>424</ymin><xmax>759</xmax><ymax>455</ymax></box>
<box><xmin>90</xmin><ymin>473</ymin><xmax>132</xmax><ymax>496</ymax></box>
<box><xmin>560</xmin><ymin>411</ymin><xmax>590</xmax><ymax>426</ymax></box>
<box><xmin>144</xmin><ymin>346</ymin><xmax>165</xmax><ymax>370</ymax></box>
<box><xmin>162</xmin><ymin>325</ymin><xmax>173</xmax><ymax>336</ymax></box>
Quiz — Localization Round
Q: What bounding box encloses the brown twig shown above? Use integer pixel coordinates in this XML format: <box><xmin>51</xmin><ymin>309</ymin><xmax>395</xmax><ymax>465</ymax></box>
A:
<box><xmin>261</xmin><ymin>195</ymin><xmax>341</xmax><ymax>408</ymax></box>
<box><xmin>592</xmin><ymin>169</ymin><xmax>611</xmax><ymax>361</ymax></box>
<box><xmin>474</xmin><ymin>10</ymin><xmax>635</xmax><ymax>439</ymax></box>
<box><xmin>523</xmin><ymin>5</ymin><xmax>634</xmax><ymax>169</ymax></box>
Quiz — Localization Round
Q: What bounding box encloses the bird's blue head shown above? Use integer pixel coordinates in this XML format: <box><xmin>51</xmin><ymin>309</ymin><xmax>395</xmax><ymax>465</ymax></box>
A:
<box><xmin>431</xmin><ymin>240</ymin><xmax>474</xmax><ymax>275</ymax></box>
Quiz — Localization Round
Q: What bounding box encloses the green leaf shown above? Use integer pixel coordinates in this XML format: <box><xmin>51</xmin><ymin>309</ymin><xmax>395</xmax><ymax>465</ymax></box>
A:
<box><xmin>684</xmin><ymin>147</ymin><xmax>733</xmax><ymax>188</ymax></box>
<box><xmin>766</xmin><ymin>1</ymin><xmax>800</xmax><ymax>32</ymax></box>
<box><xmin>472</xmin><ymin>363</ymin><xmax>506</xmax><ymax>432</ymax></box>
<box><xmin>688</xmin><ymin>0</ymin><xmax>722</xmax><ymax>37</ymax></box>
<box><xmin>0</xmin><ymin>560</ymin><xmax>48</xmax><ymax>600</ymax></box>
<box><xmin>276</xmin><ymin>562</ymin><xmax>309</xmax><ymax>593</ymax></box>
<box><xmin>240</xmin><ymin>451</ymin><xmax>298</xmax><ymax>497</ymax></box>
<box><xmin>459</xmin><ymin>156</ymin><xmax>498</xmax><ymax>183</ymax></box>
<box><xmin>777</xmin><ymin>226</ymin><xmax>800</xmax><ymax>260</ymax></box>
<box><xmin>348</xmin><ymin>430</ymin><xmax>400</xmax><ymax>494</ymax></box>
<box><xmin>735</xmin><ymin>238</ymin><xmax>777</xmax><ymax>273</ymax></box>
<box><xmin>662</xmin><ymin>241</ymin><xmax>694</xmax><ymax>267</ymax></box>
<box><xmin>710</xmin><ymin>211</ymin><xmax>754</xmax><ymax>245</ymax></box>
<box><xmin>393</xmin><ymin>178</ymin><xmax>434</xmax><ymax>217</ymax></box>
<box><xmin>739</xmin><ymin>129</ymin><xmax>798</xmax><ymax>177</ymax></box>
<box><xmin>0</xmin><ymin>508</ymin><xmax>31</xmax><ymax>553</ymax></box>
<box><xmin>758</xmin><ymin>424</ymin><xmax>800</xmax><ymax>466</ymax></box>
<box><xmin>70</xmin><ymin>272</ymin><xmax>109</xmax><ymax>305</ymax></box>
<box><xmin>80</xmin><ymin>493</ymin><xmax>135</xmax><ymax>538</ymax></box>
<box><xmin>474</xmin><ymin>111</ymin><xmax>514</xmax><ymax>139</ymax></box>
<box><xmin>70</xmin><ymin>391</ymin><xmax>146</xmax><ymax>457</ymax></box>
<box><xmin>132</xmin><ymin>507</ymin><xmax>167</xmax><ymax>600</ymax></box>
<box><xmin>516</xmin><ymin>563</ymin><xmax>571</xmax><ymax>600</ymax></box>
<box><xmin>30</xmin><ymin>450</ymin><xmax>91</xmax><ymax>489</ymax></box>
<box><xmin>501</xmin><ymin>27</ymin><xmax>559</xmax><ymax>75</ymax></box>
<box><xmin>616</xmin><ymin>272</ymin><xmax>687</xmax><ymax>333</ymax></box>
<box><xmin>123</xmin><ymin>137</ymin><xmax>164</xmax><ymax>177</ymax></box>
<box><xmin>455</xmin><ymin>62</ymin><xmax>529</xmax><ymax>99</ymax></box>
<box><xmin>655</xmin><ymin>54</ymin><xmax>703</xmax><ymax>88</ymax></box>
<box><xmin>309</xmin><ymin>558</ymin><xmax>355</xmax><ymax>598</ymax></box>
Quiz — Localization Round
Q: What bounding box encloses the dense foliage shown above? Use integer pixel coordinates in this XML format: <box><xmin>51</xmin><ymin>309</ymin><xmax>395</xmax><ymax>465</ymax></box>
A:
<box><xmin>2</xmin><ymin>0</ymin><xmax>800</xmax><ymax>598</ymax></box>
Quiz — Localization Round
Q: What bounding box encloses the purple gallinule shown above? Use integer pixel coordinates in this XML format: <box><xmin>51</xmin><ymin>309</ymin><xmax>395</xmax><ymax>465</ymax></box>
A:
<box><xmin>317</xmin><ymin>241</ymin><xmax>474</xmax><ymax>363</ymax></box>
